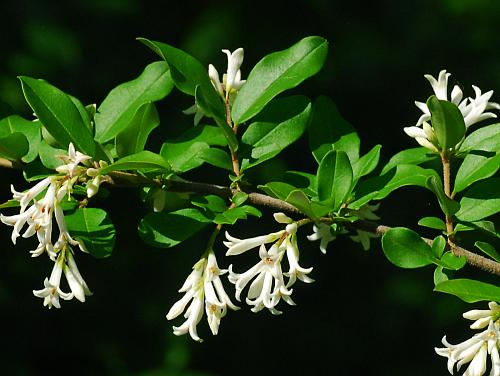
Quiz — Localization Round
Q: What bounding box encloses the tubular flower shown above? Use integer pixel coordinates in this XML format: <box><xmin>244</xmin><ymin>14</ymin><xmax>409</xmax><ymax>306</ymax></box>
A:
<box><xmin>32</xmin><ymin>251</ymin><xmax>73</xmax><ymax>309</ymax></box>
<box><xmin>463</xmin><ymin>302</ymin><xmax>500</xmax><ymax>330</ymax></box>
<box><xmin>307</xmin><ymin>222</ymin><xmax>335</xmax><ymax>254</ymax></box>
<box><xmin>208</xmin><ymin>48</ymin><xmax>245</xmax><ymax>100</ymax></box>
<box><xmin>228</xmin><ymin>243</ymin><xmax>294</xmax><ymax>314</ymax></box>
<box><xmin>435</xmin><ymin>320</ymin><xmax>500</xmax><ymax>376</ymax></box>
<box><xmin>1</xmin><ymin>142</ymin><xmax>96</xmax><ymax>308</ymax></box>
<box><xmin>167</xmin><ymin>251</ymin><xmax>237</xmax><ymax>342</ymax></box>
<box><xmin>404</xmin><ymin>70</ymin><xmax>500</xmax><ymax>151</ymax></box>
<box><xmin>226</xmin><ymin>213</ymin><xmax>313</xmax><ymax>314</ymax></box>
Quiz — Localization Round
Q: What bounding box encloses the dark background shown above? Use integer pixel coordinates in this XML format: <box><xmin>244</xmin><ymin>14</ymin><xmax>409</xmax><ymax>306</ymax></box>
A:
<box><xmin>1</xmin><ymin>0</ymin><xmax>499</xmax><ymax>375</ymax></box>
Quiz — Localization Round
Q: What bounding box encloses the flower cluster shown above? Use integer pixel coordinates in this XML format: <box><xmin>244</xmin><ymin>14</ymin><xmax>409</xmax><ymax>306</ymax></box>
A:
<box><xmin>0</xmin><ymin>143</ymin><xmax>101</xmax><ymax>308</ymax></box>
<box><xmin>404</xmin><ymin>70</ymin><xmax>500</xmax><ymax>151</ymax></box>
<box><xmin>166</xmin><ymin>250</ymin><xmax>238</xmax><ymax>342</ymax></box>
<box><xmin>435</xmin><ymin>301</ymin><xmax>500</xmax><ymax>376</ymax></box>
<box><xmin>225</xmin><ymin>213</ymin><xmax>314</xmax><ymax>315</ymax></box>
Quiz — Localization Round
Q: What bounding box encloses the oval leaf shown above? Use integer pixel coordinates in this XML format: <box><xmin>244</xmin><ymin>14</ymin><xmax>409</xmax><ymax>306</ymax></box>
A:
<box><xmin>138</xmin><ymin>208</ymin><xmax>211</xmax><ymax>248</ymax></box>
<box><xmin>317</xmin><ymin>150</ymin><xmax>353</xmax><ymax>210</ymax></box>
<box><xmin>427</xmin><ymin>95</ymin><xmax>466</xmax><ymax>150</ymax></box>
<box><xmin>100</xmin><ymin>150</ymin><xmax>171</xmax><ymax>174</ymax></box>
<box><xmin>381</xmin><ymin>227</ymin><xmax>434</xmax><ymax>268</ymax></box>
<box><xmin>95</xmin><ymin>61</ymin><xmax>173</xmax><ymax>143</ymax></box>
<box><xmin>232</xmin><ymin>36</ymin><xmax>328</xmax><ymax>124</ymax></box>
<box><xmin>434</xmin><ymin>279</ymin><xmax>500</xmax><ymax>303</ymax></box>
<box><xmin>19</xmin><ymin>76</ymin><xmax>95</xmax><ymax>156</ymax></box>
<box><xmin>456</xmin><ymin>178</ymin><xmax>500</xmax><ymax>222</ymax></box>
<box><xmin>65</xmin><ymin>208</ymin><xmax>116</xmax><ymax>258</ymax></box>
<box><xmin>454</xmin><ymin>152</ymin><xmax>500</xmax><ymax>194</ymax></box>
<box><xmin>0</xmin><ymin>132</ymin><xmax>29</xmax><ymax>161</ymax></box>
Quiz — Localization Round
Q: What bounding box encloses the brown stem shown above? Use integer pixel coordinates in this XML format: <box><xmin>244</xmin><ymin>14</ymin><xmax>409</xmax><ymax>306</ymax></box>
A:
<box><xmin>441</xmin><ymin>154</ymin><xmax>454</xmax><ymax>237</ymax></box>
<box><xmin>225</xmin><ymin>97</ymin><xmax>241</xmax><ymax>183</ymax></box>
<box><xmin>2</xmin><ymin>157</ymin><xmax>498</xmax><ymax>275</ymax></box>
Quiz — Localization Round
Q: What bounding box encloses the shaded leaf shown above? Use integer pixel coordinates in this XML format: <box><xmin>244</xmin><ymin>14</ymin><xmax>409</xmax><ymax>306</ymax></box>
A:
<box><xmin>232</xmin><ymin>36</ymin><xmax>327</xmax><ymax>124</ymax></box>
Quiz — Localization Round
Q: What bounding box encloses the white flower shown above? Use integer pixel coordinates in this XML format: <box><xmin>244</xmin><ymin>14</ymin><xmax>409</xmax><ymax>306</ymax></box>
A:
<box><xmin>167</xmin><ymin>258</ymin><xmax>205</xmax><ymax>342</ymax></box>
<box><xmin>222</xmin><ymin>48</ymin><xmax>245</xmax><ymax>96</ymax></box>
<box><xmin>63</xmin><ymin>251</ymin><xmax>92</xmax><ymax>302</ymax></box>
<box><xmin>208</xmin><ymin>48</ymin><xmax>246</xmax><ymax>100</ymax></box>
<box><xmin>435</xmin><ymin>320</ymin><xmax>500</xmax><ymax>376</ymax></box>
<box><xmin>86</xmin><ymin>175</ymin><xmax>102</xmax><ymax>198</ymax></box>
<box><xmin>167</xmin><ymin>252</ymin><xmax>238</xmax><ymax>341</ymax></box>
<box><xmin>203</xmin><ymin>251</ymin><xmax>239</xmax><ymax>335</ymax></box>
<box><xmin>33</xmin><ymin>252</ymin><xmax>73</xmax><ymax>309</ymax></box>
<box><xmin>224</xmin><ymin>230</ymin><xmax>284</xmax><ymax>256</ymax></box>
<box><xmin>307</xmin><ymin>222</ymin><xmax>335</xmax><ymax>254</ymax></box>
<box><xmin>404</xmin><ymin>69</ymin><xmax>500</xmax><ymax>151</ymax></box>
<box><xmin>228</xmin><ymin>243</ymin><xmax>294</xmax><ymax>314</ymax></box>
<box><xmin>284</xmin><ymin>230</ymin><xmax>314</xmax><ymax>287</ymax></box>
<box><xmin>463</xmin><ymin>302</ymin><xmax>500</xmax><ymax>330</ymax></box>
<box><xmin>56</xmin><ymin>142</ymin><xmax>91</xmax><ymax>177</ymax></box>
<box><xmin>461</xmin><ymin>86</ymin><xmax>500</xmax><ymax>127</ymax></box>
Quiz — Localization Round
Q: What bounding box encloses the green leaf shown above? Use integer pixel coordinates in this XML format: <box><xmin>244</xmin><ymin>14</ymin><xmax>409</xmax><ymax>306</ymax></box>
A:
<box><xmin>418</xmin><ymin>217</ymin><xmax>446</xmax><ymax>231</ymax></box>
<box><xmin>475</xmin><ymin>241</ymin><xmax>500</xmax><ymax>262</ymax></box>
<box><xmin>38</xmin><ymin>140</ymin><xmax>66</xmax><ymax>169</ymax></box>
<box><xmin>115</xmin><ymin>102</ymin><xmax>160</xmax><ymax>157</ymax></box>
<box><xmin>138</xmin><ymin>208</ymin><xmax>211</xmax><ymax>248</ymax></box>
<box><xmin>0</xmin><ymin>199</ymin><xmax>20</xmax><ymax>209</ymax></box>
<box><xmin>285</xmin><ymin>190</ymin><xmax>318</xmax><ymax>219</ymax></box>
<box><xmin>160</xmin><ymin>125</ymin><xmax>231</xmax><ymax>173</ymax></box>
<box><xmin>191</xmin><ymin>195</ymin><xmax>228</xmax><ymax>213</ymax></box>
<box><xmin>99</xmin><ymin>150</ymin><xmax>171</xmax><ymax>174</ymax></box>
<box><xmin>456</xmin><ymin>178</ymin><xmax>500</xmax><ymax>222</ymax></box>
<box><xmin>454</xmin><ymin>152</ymin><xmax>500</xmax><ymax>194</ymax></box>
<box><xmin>258</xmin><ymin>182</ymin><xmax>296</xmax><ymax>200</ymax></box>
<box><xmin>308</xmin><ymin>96</ymin><xmax>360</xmax><ymax>163</ymax></box>
<box><xmin>138</xmin><ymin>39</ymin><xmax>224</xmax><ymax>125</ymax></box>
<box><xmin>431</xmin><ymin>236</ymin><xmax>447</xmax><ymax>258</ymax></box>
<box><xmin>139</xmin><ymin>39</ymin><xmax>213</xmax><ymax>96</ymax></box>
<box><xmin>65</xmin><ymin>208</ymin><xmax>116</xmax><ymax>258</ymax></box>
<box><xmin>352</xmin><ymin>144</ymin><xmax>381</xmax><ymax>184</ymax></box>
<box><xmin>231</xmin><ymin>191</ymin><xmax>248</xmax><ymax>206</ymax></box>
<box><xmin>198</xmin><ymin>148</ymin><xmax>232</xmax><ymax>171</ymax></box>
<box><xmin>194</xmin><ymin>86</ymin><xmax>236</xmax><ymax>151</ymax></box>
<box><xmin>161</xmin><ymin>140</ymin><xmax>209</xmax><ymax>173</ymax></box>
<box><xmin>460</xmin><ymin>123</ymin><xmax>500</xmax><ymax>153</ymax></box>
<box><xmin>381</xmin><ymin>227</ymin><xmax>434</xmax><ymax>268</ymax></box>
<box><xmin>427</xmin><ymin>95</ymin><xmax>466</xmax><ymax>150</ymax></box>
<box><xmin>174</xmin><ymin>125</ymin><xmax>227</xmax><ymax>147</ymax></box>
<box><xmin>214</xmin><ymin>205</ymin><xmax>261</xmax><ymax>225</ymax></box>
<box><xmin>283</xmin><ymin>171</ymin><xmax>317</xmax><ymax>196</ymax></box>
<box><xmin>23</xmin><ymin>160</ymin><xmax>54</xmax><ymax>181</ymax></box>
<box><xmin>426</xmin><ymin>175</ymin><xmax>460</xmax><ymax>217</ymax></box>
<box><xmin>94</xmin><ymin>62</ymin><xmax>173</xmax><ymax>143</ymax></box>
<box><xmin>0</xmin><ymin>115</ymin><xmax>41</xmax><ymax>162</ymax></box>
<box><xmin>434</xmin><ymin>279</ymin><xmax>500</xmax><ymax>303</ymax></box>
<box><xmin>232</xmin><ymin>36</ymin><xmax>328</xmax><ymax>124</ymax></box>
<box><xmin>18</xmin><ymin>76</ymin><xmax>95</xmax><ymax>156</ymax></box>
<box><xmin>434</xmin><ymin>266</ymin><xmax>449</xmax><ymax>285</ymax></box>
<box><xmin>240</xmin><ymin>96</ymin><xmax>311</xmax><ymax>171</ymax></box>
<box><xmin>351</xmin><ymin>165</ymin><xmax>439</xmax><ymax>209</ymax></box>
<box><xmin>381</xmin><ymin>147</ymin><xmax>438</xmax><ymax>175</ymax></box>
<box><xmin>434</xmin><ymin>252</ymin><xmax>467</xmax><ymax>270</ymax></box>
<box><xmin>0</xmin><ymin>133</ymin><xmax>28</xmax><ymax>161</ymax></box>
<box><xmin>317</xmin><ymin>150</ymin><xmax>353</xmax><ymax>210</ymax></box>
